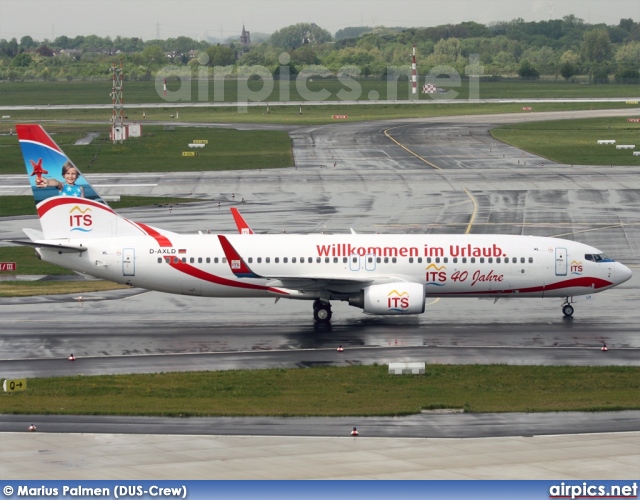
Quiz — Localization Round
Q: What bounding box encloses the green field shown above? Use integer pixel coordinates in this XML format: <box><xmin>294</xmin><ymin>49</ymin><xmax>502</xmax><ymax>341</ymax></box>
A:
<box><xmin>1</xmin><ymin>101</ymin><xmax>636</xmax><ymax>128</ymax></box>
<box><xmin>2</xmin><ymin>79</ymin><xmax>639</xmax><ymax>106</ymax></box>
<box><xmin>0</xmin><ymin>125</ymin><xmax>293</xmax><ymax>174</ymax></box>
<box><xmin>492</xmin><ymin>117</ymin><xmax>640</xmax><ymax>165</ymax></box>
<box><xmin>1</xmin><ymin>365</ymin><xmax>638</xmax><ymax>416</ymax></box>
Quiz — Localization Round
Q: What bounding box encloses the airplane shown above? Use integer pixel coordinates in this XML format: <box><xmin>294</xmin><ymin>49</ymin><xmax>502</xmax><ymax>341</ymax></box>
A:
<box><xmin>10</xmin><ymin>124</ymin><xmax>633</xmax><ymax>322</ymax></box>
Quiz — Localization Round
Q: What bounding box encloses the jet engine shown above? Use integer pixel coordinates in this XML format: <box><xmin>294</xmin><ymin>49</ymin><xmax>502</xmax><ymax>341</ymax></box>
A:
<box><xmin>349</xmin><ymin>282</ymin><xmax>425</xmax><ymax>315</ymax></box>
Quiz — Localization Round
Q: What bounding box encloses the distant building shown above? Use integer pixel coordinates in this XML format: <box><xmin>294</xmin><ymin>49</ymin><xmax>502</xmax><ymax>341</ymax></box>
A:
<box><xmin>240</xmin><ymin>25</ymin><xmax>251</xmax><ymax>46</ymax></box>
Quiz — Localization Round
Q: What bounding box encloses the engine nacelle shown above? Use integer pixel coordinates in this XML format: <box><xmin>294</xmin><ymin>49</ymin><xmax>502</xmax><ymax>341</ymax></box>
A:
<box><xmin>349</xmin><ymin>282</ymin><xmax>426</xmax><ymax>315</ymax></box>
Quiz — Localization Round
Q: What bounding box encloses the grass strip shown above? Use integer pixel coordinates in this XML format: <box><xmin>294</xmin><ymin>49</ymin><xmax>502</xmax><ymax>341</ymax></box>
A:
<box><xmin>0</xmin><ymin>280</ymin><xmax>130</xmax><ymax>297</ymax></box>
<box><xmin>0</xmin><ymin>125</ymin><xmax>293</xmax><ymax>174</ymax></box>
<box><xmin>2</xmin><ymin>80</ymin><xmax>640</xmax><ymax>106</ymax></box>
<box><xmin>1</xmin><ymin>365</ymin><xmax>638</xmax><ymax>416</ymax></box>
<box><xmin>491</xmin><ymin>117</ymin><xmax>640</xmax><ymax>166</ymax></box>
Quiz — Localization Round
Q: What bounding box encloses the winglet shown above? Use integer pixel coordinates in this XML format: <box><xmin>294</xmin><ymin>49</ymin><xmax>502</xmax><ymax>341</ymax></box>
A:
<box><xmin>217</xmin><ymin>235</ymin><xmax>262</xmax><ymax>278</ymax></box>
<box><xmin>230</xmin><ymin>207</ymin><xmax>254</xmax><ymax>234</ymax></box>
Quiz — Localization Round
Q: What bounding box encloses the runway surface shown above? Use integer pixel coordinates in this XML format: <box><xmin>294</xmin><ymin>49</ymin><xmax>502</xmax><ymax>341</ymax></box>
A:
<box><xmin>1</xmin><ymin>108</ymin><xmax>639</xmax><ymax>479</ymax></box>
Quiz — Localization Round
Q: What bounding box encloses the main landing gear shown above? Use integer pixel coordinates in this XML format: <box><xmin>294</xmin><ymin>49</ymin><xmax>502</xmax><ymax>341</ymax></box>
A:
<box><xmin>313</xmin><ymin>299</ymin><xmax>332</xmax><ymax>322</ymax></box>
<box><xmin>562</xmin><ymin>298</ymin><xmax>574</xmax><ymax>317</ymax></box>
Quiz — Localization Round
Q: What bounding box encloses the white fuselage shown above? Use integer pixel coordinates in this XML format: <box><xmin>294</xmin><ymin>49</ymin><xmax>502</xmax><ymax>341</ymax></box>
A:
<box><xmin>39</xmin><ymin>233</ymin><xmax>626</xmax><ymax>300</ymax></box>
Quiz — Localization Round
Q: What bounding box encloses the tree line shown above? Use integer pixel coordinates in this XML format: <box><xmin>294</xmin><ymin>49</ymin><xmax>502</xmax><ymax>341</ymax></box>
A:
<box><xmin>0</xmin><ymin>16</ymin><xmax>638</xmax><ymax>83</ymax></box>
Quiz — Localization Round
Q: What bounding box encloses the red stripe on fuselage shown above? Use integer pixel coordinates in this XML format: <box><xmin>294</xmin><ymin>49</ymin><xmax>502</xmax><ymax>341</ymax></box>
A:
<box><xmin>136</xmin><ymin>222</ymin><xmax>173</xmax><ymax>247</ymax></box>
<box><xmin>429</xmin><ymin>276</ymin><xmax>613</xmax><ymax>296</ymax></box>
<box><xmin>164</xmin><ymin>258</ymin><xmax>287</xmax><ymax>295</ymax></box>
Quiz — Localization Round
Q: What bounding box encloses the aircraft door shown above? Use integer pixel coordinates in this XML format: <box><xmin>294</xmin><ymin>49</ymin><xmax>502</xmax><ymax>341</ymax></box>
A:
<box><xmin>122</xmin><ymin>248</ymin><xmax>135</xmax><ymax>276</ymax></box>
<box><xmin>349</xmin><ymin>254</ymin><xmax>377</xmax><ymax>272</ymax></box>
<box><xmin>365</xmin><ymin>254</ymin><xmax>376</xmax><ymax>271</ymax></box>
<box><xmin>349</xmin><ymin>254</ymin><xmax>360</xmax><ymax>271</ymax></box>
<box><xmin>555</xmin><ymin>248</ymin><xmax>567</xmax><ymax>276</ymax></box>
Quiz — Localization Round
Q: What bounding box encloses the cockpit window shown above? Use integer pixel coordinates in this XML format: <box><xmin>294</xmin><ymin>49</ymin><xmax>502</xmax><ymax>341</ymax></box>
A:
<box><xmin>585</xmin><ymin>253</ymin><xmax>610</xmax><ymax>262</ymax></box>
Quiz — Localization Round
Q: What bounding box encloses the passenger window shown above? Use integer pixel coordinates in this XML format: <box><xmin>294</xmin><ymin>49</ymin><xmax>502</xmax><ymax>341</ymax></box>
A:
<box><xmin>377</xmin><ymin>257</ymin><xmax>381</xmax><ymax>263</ymax></box>
<box><xmin>182</xmin><ymin>258</ymin><xmax>187</xmax><ymax>263</ymax></box>
<box><xmin>528</xmin><ymin>257</ymin><xmax>533</xmax><ymax>263</ymax></box>
<box><xmin>480</xmin><ymin>258</ymin><xmax>484</xmax><ymax>263</ymax></box>
<box><xmin>325</xmin><ymin>257</ymin><xmax>330</xmax><ymax>263</ymax></box>
<box><xmin>409</xmin><ymin>257</ymin><xmax>414</xmax><ymax>263</ymax></box>
<box><xmin>284</xmin><ymin>257</ymin><xmax>288</xmax><ymax>263</ymax></box>
<box><xmin>248</xmin><ymin>257</ymin><xmax>252</xmax><ymax>263</ymax></box>
<box><xmin>435</xmin><ymin>257</ymin><xmax>440</xmax><ymax>263</ymax></box>
<box><xmin>471</xmin><ymin>258</ymin><xmax>475</xmax><ymax>263</ymax></box>
<box><xmin>206</xmin><ymin>257</ymin><xmax>210</xmax><ymax>264</ymax></box>
<box><xmin>343</xmin><ymin>257</ymin><xmax>347</xmax><ymax>263</ymax></box>
<box><xmin>427</xmin><ymin>257</ymin><xmax>432</xmax><ymax>263</ymax></box>
<box><xmin>443</xmin><ymin>257</ymin><xmax>448</xmax><ymax>263</ymax></box>
<box><xmin>308</xmin><ymin>257</ymin><xmax>313</xmax><ymax>263</ymax></box>
<box><xmin>392</xmin><ymin>257</ymin><xmax>397</xmax><ymax>263</ymax></box>
<box><xmin>462</xmin><ymin>257</ymin><xmax>467</xmax><ymax>264</ymax></box>
<box><xmin>488</xmin><ymin>258</ymin><xmax>492</xmax><ymax>263</ymax></box>
<box><xmin>334</xmin><ymin>257</ymin><xmax>338</xmax><ymax>263</ymax></box>
<box><xmin>317</xmin><ymin>257</ymin><xmax>321</xmax><ymax>263</ymax></box>
<box><xmin>418</xmin><ymin>257</ymin><xmax>422</xmax><ymax>263</ymax></box>
<box><xmin>198</xmin><ymin>257</ymin><xmax>203</xmax><ymax>264</ymax></box>
<box><xmin>512</xmin><ymin>257</ymin><xmax>517</xmax><ymax>263</ymax></box>
<box><xmin>275</xmin><ymin>257</ymin><xmax>279</xmax><ymax>263</ymax></box>
<box><xmin>520</xmin><ymin>257</ymin><xmax>525</xmax><ymax>264</ymax></box>
<box><xmin>190</xmin><ymin>257</ymin><xmax>195</xmax><ymax>263</ymax></box>
<box><xmin>222</xmin><ymin>258</ymin><xmax>227</xmax><ymax>264</ymax></box>
<box><xmin>384</xmin><ymin>257</ymin><xmax>389</xmax><ymax>263</ymax></box>
<box><xmin>292</xmin><ymin>257</ymin><xmax>297</xmax><ymax>263</ymax></box>
<box><xmin>352</xmin><ymin>257</ymin><xmax>357</xmax><ymax>263</ymax></box>
<box><xmin>265</xmin><ymin>257</ymin><xmax>270</xmax><ymax>263</ymax></box>
<box><xmin>157</xmin><ymin>257</ymin><xmax>162</xmax><ymax>263</ymax></box>
<box><xmin>173</xmin><ymin>257</ymin><xmax>179</xmax><ymax>264</ymax></box>
<box><xmin>453</xmin><ymin>258</ymin><xmax>457</xmax><ymax>264</ymax></box>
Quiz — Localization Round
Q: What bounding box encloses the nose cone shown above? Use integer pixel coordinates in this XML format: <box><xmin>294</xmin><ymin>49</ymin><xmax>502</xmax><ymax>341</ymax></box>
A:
<box><xmin>615</xmin><ymin>263</ymin><xmax>633</xmax><ymax>285</ymax></box>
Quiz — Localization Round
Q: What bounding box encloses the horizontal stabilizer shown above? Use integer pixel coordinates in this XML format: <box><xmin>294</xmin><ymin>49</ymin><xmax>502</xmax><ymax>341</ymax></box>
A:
<box><xmin>8</xmin><ymin>239</ymin><xmax>88</xmax><ymax>253</ymax></box>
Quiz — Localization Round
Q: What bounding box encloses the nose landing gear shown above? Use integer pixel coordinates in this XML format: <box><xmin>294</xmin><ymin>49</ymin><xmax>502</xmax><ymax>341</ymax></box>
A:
<box><xmin>562</xmin><ymin>298</ymin><xmax>574</xmax><ymax>317</ymax></box>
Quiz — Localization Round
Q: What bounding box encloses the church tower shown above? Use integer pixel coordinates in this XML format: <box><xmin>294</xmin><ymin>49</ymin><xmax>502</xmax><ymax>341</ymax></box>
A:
<box><xmin>240</xmin><ymin>25</ymin><xmax>251</xmax><ymax>46</ymax></box>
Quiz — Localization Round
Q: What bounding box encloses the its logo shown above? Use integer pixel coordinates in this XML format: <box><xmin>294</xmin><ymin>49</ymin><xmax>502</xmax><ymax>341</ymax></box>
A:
<box><xmin>425</xmin><ymin>263</ymin><xmax>447</xmax><ymax>286</ymax></box>
<box><xmin>69</xmin><ymin>206</ymin><xmax>93</xmax><ymax>233</ymax></box>
<box><xmin>570</xmin><ymin>260</ymin><xmax>583</xmax><ymax>275</ymax></box>
<box><xmin>387</xmin><ymin>290</ymin><xmax>410</xmax><ymax>312</ymax></box>
<box><xmin>231</xmin><ymin>260</ymin><xmax>241</xmax><ymax>269</ymax></box>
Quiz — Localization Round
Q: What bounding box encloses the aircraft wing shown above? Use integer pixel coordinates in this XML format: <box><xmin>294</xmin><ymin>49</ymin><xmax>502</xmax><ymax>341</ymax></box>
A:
<box><xmin>230</xmin><ymin>207</ymin><xmax>254</xmax><ymax>234</ymax></box>
<box><xmin>217</xmin><ymin>235</ymin><xmax>379</xmax><ymax>292</ymax></box>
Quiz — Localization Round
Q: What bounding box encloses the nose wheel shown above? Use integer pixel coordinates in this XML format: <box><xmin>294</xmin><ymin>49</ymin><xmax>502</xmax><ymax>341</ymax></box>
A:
<box><xmin>562</xmin><ymin>302</ymin><xmax>574</xmax><ymax>317</ymax></box>
<box><xmin>313</xmin><ymin>299</ymin><xmax>332</xmax><ymax>322</ymax></box>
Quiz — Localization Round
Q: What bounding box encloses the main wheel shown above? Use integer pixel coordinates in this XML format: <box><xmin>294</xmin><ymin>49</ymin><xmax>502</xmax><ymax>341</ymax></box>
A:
<box><xmin>314</xmin><ymin>304</ymin><xmax>332</xmax><ymax>322</ymax></box>
<box><xmin>562</xmin><ymin>304</ymin><xmax>574</xmax><ymax>317</ymax></box>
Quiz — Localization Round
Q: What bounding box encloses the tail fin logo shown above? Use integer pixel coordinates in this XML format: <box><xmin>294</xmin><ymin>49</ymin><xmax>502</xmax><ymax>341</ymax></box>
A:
<box><xmin>69</xmin><ymin>206</ymin><xmax>93</xmax><ymax>233</ymax></box>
